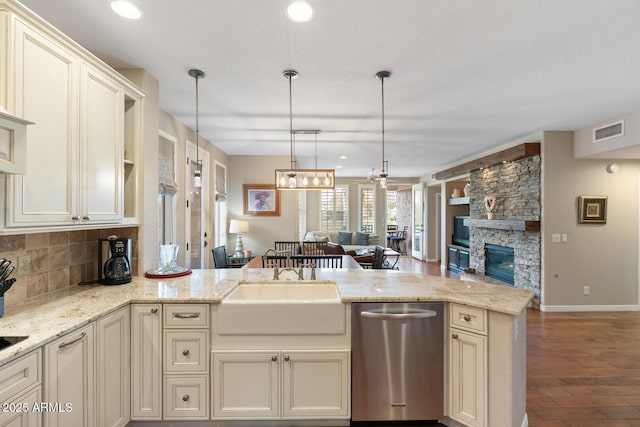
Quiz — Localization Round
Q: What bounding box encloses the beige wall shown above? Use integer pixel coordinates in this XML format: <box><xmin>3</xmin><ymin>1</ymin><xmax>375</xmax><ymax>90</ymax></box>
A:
<box><xmin>228</xmin><ymin>155</ymin><xmax>295</xmax><ymax>256</ymax></box>
<box><xmin>542</xmin><ymin>131</ymin><xmax>640</xmax><ymax>308</ymax></box>
<box><xmin>574</xmin><ymin>111</ymin><xmax>640</xmax><ymax>159</ymax></box>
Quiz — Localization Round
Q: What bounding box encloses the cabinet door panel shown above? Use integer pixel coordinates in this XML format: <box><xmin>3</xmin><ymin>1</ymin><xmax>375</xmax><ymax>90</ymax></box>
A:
<box><xmin>212</xmin><ymin>352</ymin><xmax>279</xmax><ymax>419</ymax></box>
<box><xmin>43</xmin><ymin>323</ymin><xmax>95</xmax><ymax>427</ymax></box>
<box><xmin>282</xmin><ymin>351</ymin><xmax>350</xmax><ymax>419</ymax></box>
<box><xmin>450</xmin><ymin>329</ymin><xmax>486</xmax><ymax>427</ymax></box>
<box><xmin>8</xmin><ymin>19</ymin><xmax>79</xmax><ymax>226</ymax></box>
<box><xmin>81</xmin><ymin>63</ymin><xmax>123</xmax><ymax>221</ymax></box>
<box><xmin>97</xmin><ymin>306</ymin><xmax>130</xmax><ymax>427</ymax></box>
<box><xmin>0</xmin><ymin>386</ymin><xmax>42</xmax><ymax>427</ymax></box>
<box><xmin>131</xmin><ymin>304</ymin><xmax>162</xmax><ymax>420</ymax></box>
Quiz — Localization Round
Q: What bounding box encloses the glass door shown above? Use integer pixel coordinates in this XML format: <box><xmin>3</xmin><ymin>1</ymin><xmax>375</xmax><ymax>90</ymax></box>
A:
<box><xmin>412</xmin><ymin>183</ymin><xmax>424</xmax><ymax>260</ymax></box>
<box><xmin>186</xmin><ymin>142</ymin><xmax>209</xmax><ymax>269</ymax></box>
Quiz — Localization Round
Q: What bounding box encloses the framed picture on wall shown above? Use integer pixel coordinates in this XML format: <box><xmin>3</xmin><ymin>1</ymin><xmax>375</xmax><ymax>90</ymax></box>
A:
<box><xmin>243</xmin><ymin>184</ymin><xmax>281</xmax><ymax>216</ymax></box>
<box><xmin>578</xmin><ymin>195</ymin><xmax>607</xmax><ymax>224</ymax></box>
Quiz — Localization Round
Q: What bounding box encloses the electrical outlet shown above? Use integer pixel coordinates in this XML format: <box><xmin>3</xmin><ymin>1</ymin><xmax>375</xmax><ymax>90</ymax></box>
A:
<box><xmin>583</xmin><ymin>285</ymin><xmax>590</xmax><ymax>296</ymax></box>
<box><xmin>17</xmin><ymin>255</ymin><xmax>30</xmax><ymax>275</ymax></box>
<box><xmin>561</xmin><ymin>234</ymin><xmax>568</xmax><ymax>243</ymax></box>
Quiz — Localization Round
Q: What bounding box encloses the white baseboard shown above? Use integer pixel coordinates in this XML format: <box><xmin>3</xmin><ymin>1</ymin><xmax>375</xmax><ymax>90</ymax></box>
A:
<box><xmin>540</xmin><ymin>304</ymin><xmax>640</xmax><ymax>312</ymax></box>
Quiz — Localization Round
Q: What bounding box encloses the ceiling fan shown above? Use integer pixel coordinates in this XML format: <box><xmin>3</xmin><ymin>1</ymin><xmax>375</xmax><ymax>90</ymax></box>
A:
<box><xmin>353</xmin><ymin>168</ymin><xmax>379</xmax><ymax>184</ymax></box>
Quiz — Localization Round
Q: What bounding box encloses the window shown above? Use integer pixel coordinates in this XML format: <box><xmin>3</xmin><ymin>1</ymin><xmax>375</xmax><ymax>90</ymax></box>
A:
<box><xmin>320</xmin><ymin>186</ymin><xmax>348</xmax><ymax>231</ymax></box>
<box><xmin>359</xmin><ymin>185</ymin><xmax>375</xmax><ymax>233</ymax></box>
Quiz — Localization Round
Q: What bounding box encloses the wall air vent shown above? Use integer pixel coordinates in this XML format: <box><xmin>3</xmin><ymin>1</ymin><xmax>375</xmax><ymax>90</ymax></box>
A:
<box><xmin>593</xmin><ymin>120</ymin><xmax>624</xmax><ymax>143</ymax></box>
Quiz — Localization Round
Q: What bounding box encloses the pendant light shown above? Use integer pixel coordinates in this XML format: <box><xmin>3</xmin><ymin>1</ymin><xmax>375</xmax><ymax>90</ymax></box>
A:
<box><xmin>376</xmin><ymin>70</ymin><xmax>391</xmax><ymax>189</ymax></box>
<box><xmin>275</xmin><ymin>70</ymin><xmax>335</xmax><ymax>190</ymax></box>
<box><xmin>188</xmin><ymin>68</ymin><xmax>205</xmax><ymax>188</ymax></box>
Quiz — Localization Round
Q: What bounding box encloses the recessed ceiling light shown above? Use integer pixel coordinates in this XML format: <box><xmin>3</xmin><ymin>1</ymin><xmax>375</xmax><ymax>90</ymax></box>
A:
<box><xmin>286</xmin><ymin>1</ymin><xmax>314</xmax><ymax>22</ymax></box>
<box><xmin>110</xmin><ymin>0</ymin><xmax>143</xmax><ymax>20</ymax></box>
<box><xmin>339</xmin><ymin>155</ymin><xmax>347</xmax><ymax>159</ymax></box>
<box><xmin>335</xmin><ymin>165</ymin><xmax>343</xmax><ymax>169</ymax></box>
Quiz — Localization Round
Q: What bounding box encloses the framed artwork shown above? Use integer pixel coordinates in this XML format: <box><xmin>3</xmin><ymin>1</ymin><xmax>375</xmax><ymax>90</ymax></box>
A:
<box><xmin>578</xmin><ymin>195</ymin><xmax>607</xmax><ymax>224</ymax></box>
<box><xmin>243</xmin><ymin>184</ymin><xmax>281</xmax><ymax>216</ymax></box>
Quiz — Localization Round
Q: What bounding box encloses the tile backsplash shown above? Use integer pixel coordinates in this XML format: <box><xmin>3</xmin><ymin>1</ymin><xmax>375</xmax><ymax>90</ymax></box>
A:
<box><xmin>0</xmin><ymin>227</ymin><xmax>138</xmax><ymax>309</ymax></box>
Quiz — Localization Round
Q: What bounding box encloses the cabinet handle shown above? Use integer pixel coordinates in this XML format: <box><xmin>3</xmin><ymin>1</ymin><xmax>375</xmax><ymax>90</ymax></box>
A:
<box><xmin>463</xmin><ymin>314</ymin><xmax>471</xmax><ymax>322</ymax></box>
<box><xmin>151</xmin><ymin>308</ymin><xmax>158</xmax><ymax>314</ymax></box>
<box><xmin>71</xmin><ymin>215</ymin><xmax>80</xmax><ymax>221</ymax></box>
<box><xmin>284</xmin><ymin>355</ymin><xmax>290</xmax><ymax>362</ymax></box>
<box><xmin>174</xmin><ymin>313</ymin><xmax>200</xmax><ymax>319</ymax></box>
<box><xmin>82</xmin><ymin>215</ymin><xmax>91</xmax><ymax>221</ymax></box>
<box><xmin>452</xmin><ymin>333</ymin><xmax>459</xmax><ymax>339</ymax></box>
<box><xmin>182</xmin><ymin>395</ymin><xmax>189</xmax><ymax>402</ymax></box>
<box><xmin>271</xmin><ymin>355</ymin><xmax>277</xmax><ymax>362</ymax></box>
<box><xmin>183</xmin><ymin>349</ymin><xmax>190</xmax><ymax>356</ymax></box>
<box><xmin>59</xmin><ymin>332</ymin><xmax>86</xmax><ymax>349</ymax></box>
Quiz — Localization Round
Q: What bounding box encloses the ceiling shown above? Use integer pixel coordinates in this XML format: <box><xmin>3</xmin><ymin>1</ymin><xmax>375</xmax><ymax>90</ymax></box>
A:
<box><xmin>18</xmin><ymin>0</ymin><xmax>640</xmax><ymax>179</ymax></box>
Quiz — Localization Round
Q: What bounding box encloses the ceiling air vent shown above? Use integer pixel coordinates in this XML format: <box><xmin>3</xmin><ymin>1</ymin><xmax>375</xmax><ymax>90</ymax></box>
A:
<box><xmin>593</xmin><ymin>120</ymin><xmax>624</xmax><ymax>143</ymax></box>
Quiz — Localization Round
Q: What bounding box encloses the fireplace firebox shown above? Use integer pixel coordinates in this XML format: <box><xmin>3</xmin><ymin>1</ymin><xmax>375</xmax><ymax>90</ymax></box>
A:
<box><xmin>485</xmin><ymin>244</ymin><xmax>514</xmax><ymax>285</ymax></box>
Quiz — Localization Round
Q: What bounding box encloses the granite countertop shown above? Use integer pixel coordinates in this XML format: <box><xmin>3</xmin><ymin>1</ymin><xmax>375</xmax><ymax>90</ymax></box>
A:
<box><xmin>0</xmin><ymin>268</ymin><xmax>534</xmax><ymax>366</ymax></box>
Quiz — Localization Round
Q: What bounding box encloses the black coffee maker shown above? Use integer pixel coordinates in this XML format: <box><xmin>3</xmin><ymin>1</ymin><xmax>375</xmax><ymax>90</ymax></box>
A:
<box><xmin>98</xmin><ymin>237</ymin><xmax>132</xmax><ymax>285</ymax></box>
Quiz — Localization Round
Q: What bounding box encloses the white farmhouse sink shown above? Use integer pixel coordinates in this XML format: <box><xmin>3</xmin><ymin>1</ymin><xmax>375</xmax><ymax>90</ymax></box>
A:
<box><xmin>218</xmin><ymin>282</ymin><xmax>345</xmax><ymax>335</ymax></box>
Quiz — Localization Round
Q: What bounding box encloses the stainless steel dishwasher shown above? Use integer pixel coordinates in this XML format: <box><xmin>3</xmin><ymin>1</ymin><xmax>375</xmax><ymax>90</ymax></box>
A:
<box><xmin>352</xmin><ymin>302</ymin><xmax>444</xmax><ymax>422</ymax></box>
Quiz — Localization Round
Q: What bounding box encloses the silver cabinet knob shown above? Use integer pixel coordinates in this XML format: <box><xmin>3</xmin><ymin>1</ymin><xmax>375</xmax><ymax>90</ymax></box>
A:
<box><xmin>284</xmin><ymin>355</ymin><xmax>290</xmax><ymax>362</ymax></box>
<box><xmin>463</xmin><ymin>314</ymin><xmax>471</xmax><ymax>322</ymax></box>
<box><xmin>82</xmin><ymin>215</ymin><xmax>91</xmax><ymax>221</ymax></box>
<box><xmin>182</xmin><ymin>395</ymin><xmax>189</xmax><ymax>402</ymax></box>
<box><xmin>271</xmin><ymin>355</ymin><xmax>277</xmax><ymax>362</ymax></box>
<box><xmin>151</xmin><ymin>308</ymin><xmax>158</xmax><ymax>314</ymax></box>
<box><xmin>452</xmin><ymin>333</ymin><xmax>459</xmax><ymax>339</ymax></box>
<box><xmin>71</xmin><ymin>215</ymin><xmax>80</xmax><ymax>220</ymax></box>
<box><xmin>183</xmin><ymin>349</ymin><xmax>189</xmax><ymax>356</ymax></box>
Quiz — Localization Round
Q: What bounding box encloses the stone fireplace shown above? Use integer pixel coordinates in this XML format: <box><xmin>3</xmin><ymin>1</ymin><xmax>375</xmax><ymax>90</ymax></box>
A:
<box><xmin>467</xmin><ymin>154</ymin><xmax>541</xmax><ymax>302</ymax></box>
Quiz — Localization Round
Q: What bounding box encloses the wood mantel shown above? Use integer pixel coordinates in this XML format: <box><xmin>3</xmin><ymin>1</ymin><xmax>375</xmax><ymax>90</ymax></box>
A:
<box><xmin>464</xmin><ymin>218</ymin><xmax>540</xmax><ymax>232</ymax></box>
<box><xmin>433</xmin><ymin>142</ymin><xmax>540</xmax><ymax>180</ymax></box>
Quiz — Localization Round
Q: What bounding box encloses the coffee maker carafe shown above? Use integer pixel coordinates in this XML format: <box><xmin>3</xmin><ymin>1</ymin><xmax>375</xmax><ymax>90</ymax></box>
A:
<box><xmin>98</xmin><ymin>237</ymin><xmax>132</xmax><ymax>285</ymax></box>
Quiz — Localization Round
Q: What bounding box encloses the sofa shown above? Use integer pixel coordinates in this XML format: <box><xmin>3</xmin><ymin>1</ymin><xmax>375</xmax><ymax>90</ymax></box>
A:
<box><xmin>303</xmin><ymin>230</ymin><xmax>379</xmax><ymax>253</ymax></box>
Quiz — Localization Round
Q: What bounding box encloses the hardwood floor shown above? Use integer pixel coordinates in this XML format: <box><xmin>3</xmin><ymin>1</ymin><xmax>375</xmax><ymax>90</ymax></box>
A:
<box><xmin>527</xmin><ymin>309</ymin><xmax>640</xmax><ymax>426</ymax></box>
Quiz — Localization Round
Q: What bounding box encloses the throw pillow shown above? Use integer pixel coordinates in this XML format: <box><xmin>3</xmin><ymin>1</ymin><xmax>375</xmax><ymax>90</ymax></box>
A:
<box><xmin>337</xmin><ymin>231</ymin><xmax>352</xmax><ymax>246</ymax></box>
<box><xmin>354</xmin><ymin>232</ymin><xmax>369</xmax><ymax>246</ymax></box>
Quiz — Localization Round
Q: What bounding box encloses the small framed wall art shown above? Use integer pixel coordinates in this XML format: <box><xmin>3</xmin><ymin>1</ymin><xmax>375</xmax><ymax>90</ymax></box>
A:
<box><xmin>578</xmin><ymin>195</ymin><xmax>607</xmax><ymax>224</ymax></box>
<box><xmin>243</xmin><ymin>184</ymin><xmax>281</xmax><ymax>216</ymax></box>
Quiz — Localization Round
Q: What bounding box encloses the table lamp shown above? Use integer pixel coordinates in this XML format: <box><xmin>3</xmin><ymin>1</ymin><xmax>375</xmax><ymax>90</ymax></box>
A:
<box><xmin>229</xmin><ymin>219</ymin><xmax>249</xmax><ymax>257</ymax></box>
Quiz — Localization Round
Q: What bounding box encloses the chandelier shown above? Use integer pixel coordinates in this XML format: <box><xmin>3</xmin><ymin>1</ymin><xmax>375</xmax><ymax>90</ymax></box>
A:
<box><xmin>275</xmin><ymin>69</ymin><xmax>335</xmax><ymax>190</ymax></box>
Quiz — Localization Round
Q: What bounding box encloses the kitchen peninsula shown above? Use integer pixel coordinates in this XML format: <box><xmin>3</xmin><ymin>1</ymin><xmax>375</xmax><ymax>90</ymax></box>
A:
<box><xmin>0</xmin><ymin>268</ymin><xmax>533</xmax><ymax>427</ymax></box>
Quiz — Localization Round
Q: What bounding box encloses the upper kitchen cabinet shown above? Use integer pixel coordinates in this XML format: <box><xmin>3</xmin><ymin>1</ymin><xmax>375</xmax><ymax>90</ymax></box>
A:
<box><xmin>0</xmin><ymin>0</ymin><xmax>144</xmax><ymax>232</ymax></box>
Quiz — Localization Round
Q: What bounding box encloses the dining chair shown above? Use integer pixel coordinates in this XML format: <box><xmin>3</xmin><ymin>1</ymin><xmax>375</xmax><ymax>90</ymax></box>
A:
<box><xmin>274</xmin><ymin>241</ymin><xmax>301</xmax><ymax>256</ymax></box>
<box><xmin>212</xmin><ymin>246</ymin><xmax>229</xmax><ymax>269</ymax></box>
<box><xmin>388</xmin><ymin>226</ymin><xmax>408</xmax><ymax>255</ymax></box>
<box><xmin>301</xmin><ymin>241</ymin><xmax>327</xmax><ymax>255</ymax></box>
<box><xmin>293</xmin><ymin>255</ymin><xmax>343</xmax><ymax>268</ymax></box>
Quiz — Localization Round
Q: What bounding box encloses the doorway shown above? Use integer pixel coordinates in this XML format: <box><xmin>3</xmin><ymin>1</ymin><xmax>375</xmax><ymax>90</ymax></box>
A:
<box><xmin>412</xmin><ymin>183</ymin><xmax>424</xmax><ymax>260</ymax></box>
<box><xmin>185</xmin><ymin>141</ymin><xmax>209</xmax><ymax>269</ymax></box>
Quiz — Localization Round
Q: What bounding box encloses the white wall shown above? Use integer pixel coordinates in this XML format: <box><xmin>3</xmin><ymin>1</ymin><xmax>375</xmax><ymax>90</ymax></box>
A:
<box><xmin>542</xmin><ymin>131</ymin><xmax>640</xmax><ymax>309</ymax></box>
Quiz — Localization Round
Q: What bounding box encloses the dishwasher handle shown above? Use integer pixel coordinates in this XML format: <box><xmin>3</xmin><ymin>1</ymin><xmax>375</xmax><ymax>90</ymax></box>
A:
<box><xmin>360</xmin><ymin>308</ymin><xmax>438</xmax><ymax>320</ymax></box>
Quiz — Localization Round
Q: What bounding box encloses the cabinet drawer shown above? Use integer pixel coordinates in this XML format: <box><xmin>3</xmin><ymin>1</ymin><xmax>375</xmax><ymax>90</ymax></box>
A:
<box><xmin>163</xmin><ymin>376</ymin><xmax>209</xmax><ymax>420</ymax></box>
<box><xmin>164</xmin><ymin>304</ymin><xmax>209</xmax><ymax>328</ymax></box>
<box><xmin>164</xmin><ymin>331</ymin><xmax>208</xmax><ymax>373</ymax></box>
<box><xmin>451</xmin><ymin>303</ymin><xmax>486</xmax><ymax>334</ymax></box>
<box><xmin>0</xmin><ymin>349</ymin><xmax>41</xmax><ymax>404</ymax></box>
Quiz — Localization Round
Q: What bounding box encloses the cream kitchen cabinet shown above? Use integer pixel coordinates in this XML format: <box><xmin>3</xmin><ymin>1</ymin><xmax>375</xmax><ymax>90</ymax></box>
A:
<box><xmin>131</xmin><ymin>304</ymin><xmax>162</xmax><ymax>420</ymax></box>
<box><xmin>0</xmin><ymin>2</ymin><xmax>144</xmax><ymax>231</ymax></box>
<box><xmin>43</xmin><ymin>323</ymin><xmax>95</xmax><ymax>427</ymax></box>
<box><xmin>212</xmin><ymin>350</ymin><xmax>349</xmax><ymax>420</ymax></box>
<box><xmin>0</xmin><ymin>349</ymin><xmax>42</xmax><ymax>427</ymax></box>
<box><xmin>96</xmin><ymin>306</ymin><xmax>130</xmax><ymax>427</ymax></box>
<box><xmin>449</xmin><ymin>303</ymin><xmax>487</xmax><ymax>427</ymax></box>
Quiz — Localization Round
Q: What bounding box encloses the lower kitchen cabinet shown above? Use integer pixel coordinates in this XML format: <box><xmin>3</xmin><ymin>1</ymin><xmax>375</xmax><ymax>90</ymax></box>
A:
<box><xmin>163</xmin><ymin>376</ymin><xmax>209</xmax><ymax>419</ymax></box>
<box><xmin>130</xmin><ymin>304</ymin><xmax>162</xmax><ymax>420</ymax></box>
<box><xmin>43</xmin><ymin>323</ymin><xmax>95</xmax><ymax>427</ymax></box>
<box><xmin>449</xmin><ymin>304</ymin><xmax>487</xmax><ymax>427</ymax></box>
<box><xmin>96</xmin><ymin>306</ymin><xmax>130</xmax><ymax>427</ymax></box>
<box><xmin>0</xmin><ymin>349</ymin><xmax>42</xmax><ymax>427</ymax></box>
<box><xmin>212</xmin><ymin>350</ymin><xmax>350</xmax><ymax>420</ymax></box>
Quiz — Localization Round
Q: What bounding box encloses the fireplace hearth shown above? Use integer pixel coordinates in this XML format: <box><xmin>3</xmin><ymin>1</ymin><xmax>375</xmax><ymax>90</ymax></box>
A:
<box><xmin>485</xmin><ymin>244</ymin><xmax>515</xmax><ymax>285</ymax></box>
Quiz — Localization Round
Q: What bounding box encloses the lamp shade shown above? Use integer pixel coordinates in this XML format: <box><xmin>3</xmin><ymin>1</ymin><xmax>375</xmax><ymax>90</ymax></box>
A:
<box><xmin>229</xmin><ymin>219</ymin><xmax>249</xmax><ymax>234</ymax></box>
